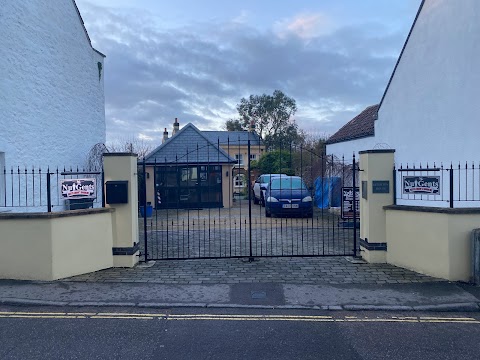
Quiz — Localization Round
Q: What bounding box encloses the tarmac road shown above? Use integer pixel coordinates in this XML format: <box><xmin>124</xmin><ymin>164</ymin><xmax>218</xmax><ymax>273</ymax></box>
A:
<box><xmin>0</xmin><ymin>306</ymin><xmax>479</xmax><ymax>360</ymax></box>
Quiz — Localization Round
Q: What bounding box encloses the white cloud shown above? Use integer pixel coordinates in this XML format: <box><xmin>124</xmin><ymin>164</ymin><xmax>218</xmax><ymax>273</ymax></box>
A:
<box><xmin>232</xmin><ymin>10</ymin><xmax>249</xmax><ymax>25</ymax></box>
<box><xmin>78</xmin><ymin>2</ymin><xmax>407</xmax><ymax>143</ymax></box>
<box><xmin>274</xmin><ymin>13</ymin><xmax>332</xmax><ymax>40</ymax></box>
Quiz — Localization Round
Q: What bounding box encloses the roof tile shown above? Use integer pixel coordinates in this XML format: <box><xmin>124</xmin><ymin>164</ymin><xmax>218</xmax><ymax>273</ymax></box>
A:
<box><xmin>326</xmin><ymin>104</ymin><xmax>379</xmax><ymax>145</ymax></box>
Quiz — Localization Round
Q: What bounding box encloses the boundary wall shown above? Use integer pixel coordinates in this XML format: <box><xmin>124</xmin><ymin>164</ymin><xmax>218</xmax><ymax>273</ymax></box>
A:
<box><xmin>0</xmin><ymin>153</ymin><xmax>139</xmax><ymax>281</ymax></box>
<box><xmin>359</xmin><ymin>150</ymin><xmax>480</xmax><ymax>282</ymax></box>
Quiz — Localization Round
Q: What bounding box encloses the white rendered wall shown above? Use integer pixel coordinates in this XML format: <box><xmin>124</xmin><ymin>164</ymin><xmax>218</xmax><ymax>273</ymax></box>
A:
<box><xmin>375</xmin><ymin>0</ymin><xmax>480</xmax><ymax>165</ymax></box>
<box><xmin>0</xmin><ymin>0</ymin><xmax>105</xmax><ymax>170</ymax></box>
<box><xmin>326</xmin><ymin>136</ymin><xmax>378</xmax><ymax>162</ymax></box>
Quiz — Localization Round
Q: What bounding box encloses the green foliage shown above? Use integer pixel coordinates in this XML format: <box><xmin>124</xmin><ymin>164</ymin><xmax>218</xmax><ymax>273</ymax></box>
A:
<box><xmin>225</xmin><ymin>119</ymin><xmax>244</xmax><ymax>131</ymax></box>
<box><xmin>254</xmin><ymin>150</ymin><xmax>294</xmax><ymax>175</ymax></box>
<box><xmin>225</xmin><ymin>90</ymin><xmax>300</xmax><ymax>149</ymax></box>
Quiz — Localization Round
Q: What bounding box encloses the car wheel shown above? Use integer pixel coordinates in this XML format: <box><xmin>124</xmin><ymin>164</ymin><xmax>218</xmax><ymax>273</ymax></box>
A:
<box><xmin>265</xmin><ymin>208</ymin><xmax>271</xmax><ymax>217</ymax></box>
<box><xmin>261</xmin><ymin>195</ymin><xmax>265</xmax><ymax>207</ymax></box>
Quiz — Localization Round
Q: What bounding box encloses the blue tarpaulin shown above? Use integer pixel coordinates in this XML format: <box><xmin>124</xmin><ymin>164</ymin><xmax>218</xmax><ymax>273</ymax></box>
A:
<box><xmin>314</xmin><ymin>177</ymin><xmax>341</xmax><ymax>208</ymax></box>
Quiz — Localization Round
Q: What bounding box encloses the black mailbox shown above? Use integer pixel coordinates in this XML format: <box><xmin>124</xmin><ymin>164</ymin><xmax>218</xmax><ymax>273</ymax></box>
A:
<box><xmin>106</xmin><ymin>181</ymin><xmax>128</xmax><ymax>204</ymax></box>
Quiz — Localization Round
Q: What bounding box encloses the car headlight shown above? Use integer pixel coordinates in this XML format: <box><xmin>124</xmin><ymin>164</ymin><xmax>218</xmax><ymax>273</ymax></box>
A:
<box><xmin>266</xmin><ymin>197</ymin><xmax>278</xmax><ymax>203</ymax></box>
<box><xmin>302</xmin><ymin>196</ymin><xmax>312</xmax><ymax>202</ymax></box>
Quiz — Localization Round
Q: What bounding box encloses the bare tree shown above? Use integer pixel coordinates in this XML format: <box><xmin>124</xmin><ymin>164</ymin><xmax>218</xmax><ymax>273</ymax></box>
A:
<box><xmin>85</xmin><ymin>143</ymin><xmax>109</xmax><ymax>171</ymax></box>
<box><xmin>106</xmin><ymin>137</ymin><xmax>154</xmax><ymax>159</ymax></box>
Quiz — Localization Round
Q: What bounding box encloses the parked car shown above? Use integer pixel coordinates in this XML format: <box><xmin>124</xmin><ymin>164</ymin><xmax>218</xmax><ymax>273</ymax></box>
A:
<box><xmin>253</xmin><ymin>173</ymin><xmax>287</xmax><ymax>206</ymax></box>
<box><xmin>264</xmin><ymin>176</ymin><xmax>313</xmax><ymax>218</ymax></box>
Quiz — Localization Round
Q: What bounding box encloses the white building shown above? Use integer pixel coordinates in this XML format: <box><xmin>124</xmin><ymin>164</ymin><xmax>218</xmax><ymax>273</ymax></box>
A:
<box><xmin>375</xmin><ymin>0</ymin><xmax>480</xmax><ymax>165</ymax></box>
<box><xmin>326</xmin><ymin>0</ymin><xmax>480</xmax><ymax>207</ymax></box>
<box><xmin>327</xmin><ymin>0</ymin><xmax>480</xmax><ymax>164</ymax></box>
<box><xmin>0</xmin><ymin>0</ymin><xmax>106</xmax><ymax>210</ymax></box>
<box><xmin>325</xmin><ymin>104</ymin><xmax>379</xmax><ymax>161</ymax></box>
<box><xmin>0</xmin><ymin>0</ymin><xmax>106</xmax><ymax>170</ymax></box>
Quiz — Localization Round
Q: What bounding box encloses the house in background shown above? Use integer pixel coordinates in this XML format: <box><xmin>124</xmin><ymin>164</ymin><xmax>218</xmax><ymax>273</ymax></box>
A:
<box><xmin>150</xmin><ymin>119</ymin><xmax>265</xmax><ymax>204</ymax></box>
<box><xmin>143</xmin><ymin>123</ymin><xmax>236</xmax><ymax>209</ymax></box>
<box><xmin>1</xmin><ymin>0</ymin><xmax>106</xmax><ymax>171</ymax></box>
<box><xmin>203</xmin><ymin>127</ymin><xmax>264</xmax><ymax>197</ymax></box>
<box><xmin>325</xmin><ymin>0</ymin><xmax>480</xmax><ymax>164</ymax></box>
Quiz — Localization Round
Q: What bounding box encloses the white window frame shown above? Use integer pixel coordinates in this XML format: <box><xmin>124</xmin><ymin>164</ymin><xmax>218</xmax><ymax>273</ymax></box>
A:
<box><xmin>233</xmin><ymin>174</ymin><xmax>245</xmax><ymax>188</ymax></box>
<box><xmin>235</xmin><ymin>154</ymin><xmax>244</xmax><ymax>166</ymax></box>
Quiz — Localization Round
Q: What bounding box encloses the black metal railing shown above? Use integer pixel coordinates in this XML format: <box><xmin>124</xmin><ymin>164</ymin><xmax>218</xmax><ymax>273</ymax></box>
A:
<box><xmin>394</xmin><ymin>162</ymin><xmax>480</xmax><ymax>208</ymax></box>
<box><xmin>0</xmin><ymin>166</ymin><xmax>104</xmax><ymax>213</ymax></box>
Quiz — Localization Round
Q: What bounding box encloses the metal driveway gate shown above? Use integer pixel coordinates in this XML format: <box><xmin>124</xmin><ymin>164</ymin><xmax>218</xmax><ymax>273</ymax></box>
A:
<box><xmin>139</xmin><ymin>138</ymin><xmax>359</xmax><ymax>261</ymax></box>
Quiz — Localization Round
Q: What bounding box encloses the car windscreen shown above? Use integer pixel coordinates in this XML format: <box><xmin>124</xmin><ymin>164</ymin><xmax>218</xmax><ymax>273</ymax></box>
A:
<box><xmin>270</xmin><ymin>178</ymin><xmax>306</xmax><ymax>190</ymax></box>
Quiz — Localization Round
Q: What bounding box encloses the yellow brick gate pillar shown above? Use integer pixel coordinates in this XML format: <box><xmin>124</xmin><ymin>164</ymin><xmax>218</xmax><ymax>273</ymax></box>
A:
<box><xmin>103</xmin><ymin>153</ymin><xmax>139</xmax><ymax>267</ymax></box>
<box><xmin>359</xmin><ymin>149</ymin><xmax>395</xmax><ymax>263</ymax></box>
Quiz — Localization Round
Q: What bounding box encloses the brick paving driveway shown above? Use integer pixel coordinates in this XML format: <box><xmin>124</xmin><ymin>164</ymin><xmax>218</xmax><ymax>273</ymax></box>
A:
<box><xmin>140</xmin><ymin>201</ymin><xmax>357</xmax><ymax>259</ymax></box>
<box><xmin>67</xmin><ymin>256</ymin><xmax>442</xmax><ymax>285</ymax></box>
<box><xmin>68</xmin><ymin>201</ymin><xmax>442</xmax><ymax>286</ymax></box>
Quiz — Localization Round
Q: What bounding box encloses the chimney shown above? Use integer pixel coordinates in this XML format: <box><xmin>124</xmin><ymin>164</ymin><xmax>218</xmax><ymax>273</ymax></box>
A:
<box><xmin>173</xmin><ymin>118</ymin><xmax>180</xmax><ymax>135</ymax></box>
<box><xmin>162</xmin><ymin>128</ymin><xmax>169</xmax><ymax>144</ymax></box>
<box><xmin>248</xmin><ymin>120</ymin><xmax>255</xmax><ymax>133</ymax></box>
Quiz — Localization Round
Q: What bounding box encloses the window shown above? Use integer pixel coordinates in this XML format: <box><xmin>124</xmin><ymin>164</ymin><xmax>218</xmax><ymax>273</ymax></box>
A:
<box><xmin>250</xmin><ymin>154</ymin><xmax>256</xmax><ymax>160</ymax></box>
<box><xmin>234</xmin><ymin>174</ymin><xmax>245</xmax><ymax>188</ymax></box>
<box><xmin>270</xmin><ymin>177</ymin><xmax>306</xmax><ymax>190</ymax></box>
<box><xmin>235</xmin><ymin>154</ymin><xmax>244</xmax><ymax>166</ymax></box>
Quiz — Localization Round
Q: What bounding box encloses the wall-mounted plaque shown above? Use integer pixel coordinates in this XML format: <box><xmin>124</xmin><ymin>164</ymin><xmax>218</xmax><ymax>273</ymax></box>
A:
<box><xmin>372</xmin><ymin>180</ymin><xmax>390</xmax><ymax>194</ymax></box>
<box><xmin>361</xmin><ymin>181</ymin><xmax>368</xmax><ymax>200</ymax></box>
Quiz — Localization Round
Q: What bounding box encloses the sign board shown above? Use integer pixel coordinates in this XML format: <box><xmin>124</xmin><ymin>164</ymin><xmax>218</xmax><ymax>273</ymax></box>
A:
<box><xmin>60</xmin><ymin>178</ymin><xmax>96</xmax><ymax>199</ymax></box>
<box><xmin>402</xmin><ymin>176</ymin><xmax>440</xmax><ymax>195</ymax></box>
<box><xmin>372</xmin><ymin>180</ymin><xmax>390</xmax><ymax>194</ymax></box>
<box><xmin>341</xmin><ymin>187</ymin><xmax>360</xmax><ymax>219</ymax></box>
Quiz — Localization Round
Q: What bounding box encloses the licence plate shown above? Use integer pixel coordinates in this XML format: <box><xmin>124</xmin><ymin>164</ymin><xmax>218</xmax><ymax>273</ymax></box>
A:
<box><xmin>282</xmin><ymin>204</ymin><xmax>299</xmax><ymax>209</ymax></box>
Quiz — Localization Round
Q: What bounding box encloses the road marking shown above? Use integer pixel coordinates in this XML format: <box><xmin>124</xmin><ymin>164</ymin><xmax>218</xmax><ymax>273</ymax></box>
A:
<box><xmin>96</xmin><ymin>312</ymin><xmax>166</xmax><ymax>317</ymax></box>
<box><xmin>419</xmin><ymin>316</ymin><xmax>476</xmax><ymax>321</ymax></box>
<box><xmin>0</xmin><ymin>311</ymin><xmax>478</xmax><ymax>324</ymax></box>
<box><xmin>91</xmin><ymin>316</ymin><xmax>154</xmax><ymax>320</ymax></box>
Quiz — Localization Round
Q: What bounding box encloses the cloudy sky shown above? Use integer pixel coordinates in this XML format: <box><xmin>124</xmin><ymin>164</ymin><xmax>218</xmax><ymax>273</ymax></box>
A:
<box><xmin>75</xmin><ymin>0</ymin><xmax>421</xmax><ymax>144</ymax></box>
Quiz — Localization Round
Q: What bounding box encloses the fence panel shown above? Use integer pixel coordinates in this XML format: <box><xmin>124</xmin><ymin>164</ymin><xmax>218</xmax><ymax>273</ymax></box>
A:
<box><xmin>0</xmin><ymin>166</ymin><xmax>104</xmax><ymax>213</ymax></box>
<box><xmin>394</xmin><ymin>162</ymin><xmax>480</xmax><ymax>208</ymax></box>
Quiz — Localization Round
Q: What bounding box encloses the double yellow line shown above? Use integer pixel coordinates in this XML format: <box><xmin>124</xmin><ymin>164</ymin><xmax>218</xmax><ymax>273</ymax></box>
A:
<box><xmin>0</xmin><ymin>311</ymin><xmax>479</xmax><ymax>323</ymax></box>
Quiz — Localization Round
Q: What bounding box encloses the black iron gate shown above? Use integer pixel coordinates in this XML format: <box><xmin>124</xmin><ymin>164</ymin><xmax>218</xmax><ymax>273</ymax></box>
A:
<box><xmin>139</xmin><ymin>138</ymin><xmax>359</xmax><ymax>261</ymax></box>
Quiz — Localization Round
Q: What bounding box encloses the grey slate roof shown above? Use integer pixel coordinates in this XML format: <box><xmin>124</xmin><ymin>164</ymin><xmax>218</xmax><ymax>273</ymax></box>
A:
<box><xmin>144</xmin><ymin>123</ymin><xmax>236</xmax><ymax>165</ymax></box>
<box><xmin>325</xmin><ymin>104</ymin><xmax>379</xmax><ymax>145</ymax></box>
<box><xmin>203</xmin><ymin>131</ymin><xmax>263</xmax><ymax>146</ymax></box>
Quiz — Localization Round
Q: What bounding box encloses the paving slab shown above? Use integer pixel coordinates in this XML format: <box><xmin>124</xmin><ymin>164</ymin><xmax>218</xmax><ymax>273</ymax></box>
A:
<box><xmin>65</xmin><ymin>257</ymin><xmax>444</xmax><ymax>285</ymax></box>
<box><xmin>1</xmin><ymin>257</ymin><xmax>479</xmax><ymax>311</ymax></box>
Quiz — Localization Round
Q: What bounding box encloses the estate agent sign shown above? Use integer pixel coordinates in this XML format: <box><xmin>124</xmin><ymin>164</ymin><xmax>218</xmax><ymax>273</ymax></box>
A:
<box><xmin>60</xmin><ymin>178</ymin><xmax>96</xmax><ymax>199</ymax></box>
<box><xmin>403</xmin><ymin>176</ymin><xmax>440</xmax><ymax>195</ymax></box>
<box><xmin>341</xmin><ymin>187</ymin><xmax>360</xmax><ymax>219</ymax></box>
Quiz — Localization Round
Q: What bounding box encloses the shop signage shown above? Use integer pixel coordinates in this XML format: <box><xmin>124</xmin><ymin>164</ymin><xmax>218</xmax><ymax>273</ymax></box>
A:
<box><xmin>402</xmin><ymin>176</ymin><xmax>440</xmax><ymax>195</ymax></box>
<box><xmin>60</xmin><ymin>178</ymin><xmax>96</xmax><ymax>199</ymax></box>
<box><xmin>341</xmin><ymin>187</ymin><xmax>360</xmax><ymax>219</ymax></box>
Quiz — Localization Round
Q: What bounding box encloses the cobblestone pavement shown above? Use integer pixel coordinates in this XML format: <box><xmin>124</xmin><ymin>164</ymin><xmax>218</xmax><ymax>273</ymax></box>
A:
<box><xmin>67</xmin><ymin>256</ymin><xmax>443</xmax><ymax>285</ymax></box>
<box><xmin>140</xmin><ymin>202</ymin><xmax>356</xmax><ymax>259</ymax></box>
